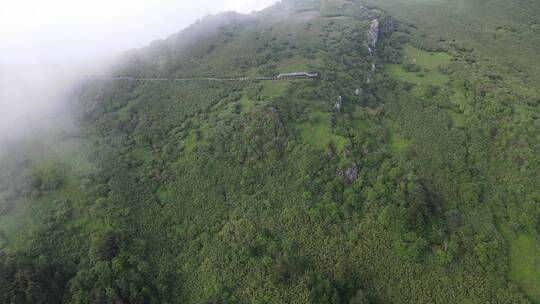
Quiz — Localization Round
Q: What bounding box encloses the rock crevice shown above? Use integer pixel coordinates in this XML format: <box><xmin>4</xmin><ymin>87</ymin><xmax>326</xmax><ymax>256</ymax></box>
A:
<box><xmin>366</xmin><ymin>18</ymin><xmax>380</xmax><ymax>53</ymax></box>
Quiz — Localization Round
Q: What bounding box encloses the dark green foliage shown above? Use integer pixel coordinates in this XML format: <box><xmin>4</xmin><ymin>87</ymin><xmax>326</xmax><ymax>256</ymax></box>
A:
<box><xmin>97</xmin><ymin>231</ymin><xmax>120</xmax><ymax>261</ymax></box>
<box><xmin>0</xmin><ymin>257</ymin><xmax>67</xmax><ymax>304</ymax></box>
<box><xmin>0</xmin><ymin>0</ymin><xmax>539</xmax><ymax>303</ymax></box>
<box><xmin>403</xmin><ymin>63</ymin><xmax>420</xmax><ymax>73</ymax></box>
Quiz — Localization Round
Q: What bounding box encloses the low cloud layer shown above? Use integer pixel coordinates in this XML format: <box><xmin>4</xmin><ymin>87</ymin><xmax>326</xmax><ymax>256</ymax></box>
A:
<box><xmin>0</xmin><ymin>0</ymin><xmax>278</xmax><ymax>65</ymax></box>
<box><xmin>0</xmin><ymin>0</ymin><xmax>278</xmax><ymax>153</ymax></box>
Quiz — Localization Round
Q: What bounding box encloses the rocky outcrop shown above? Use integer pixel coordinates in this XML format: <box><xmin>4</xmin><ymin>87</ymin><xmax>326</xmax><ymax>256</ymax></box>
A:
<box><xmin>335</xmin><ymin>96</ymin><xmax>343</xmax><ymax>112</ymax></box>
<box><xmin>365</xmin><ymin>17</ymin><xmax>396</xmax><ymax>54</ymax></box>
<box><xmin>366</xmin><ymin>18</ymin><xmax>380</xmax><ymax>53</ymax></box>
<box><xmin>339</xmin><ymin>163</ymin><xmax>359</xmax><ymax>183</ymax></box>
<box><xmin>267</xmin><ymin>106</ymin><xmax>287</xmax><ymax>137</ymax></box>
<box><xmin>379</xmin><ymin>17</ymin><xmax>397</xmax><ymax>37</ymax></box>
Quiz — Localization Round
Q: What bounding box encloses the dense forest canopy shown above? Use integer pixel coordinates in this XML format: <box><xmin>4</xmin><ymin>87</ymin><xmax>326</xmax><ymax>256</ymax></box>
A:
<box><xmin>0</xmin><ymin>0</ymin><xmax>539</xmax><ymax>303</ymax></box>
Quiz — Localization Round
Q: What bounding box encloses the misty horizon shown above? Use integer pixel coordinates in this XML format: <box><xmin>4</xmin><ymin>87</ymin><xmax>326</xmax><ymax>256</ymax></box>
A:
<box><xmin>0</xmin><ymin>0</ymin><xmax>279</xmax><ymax>153</ymax></box>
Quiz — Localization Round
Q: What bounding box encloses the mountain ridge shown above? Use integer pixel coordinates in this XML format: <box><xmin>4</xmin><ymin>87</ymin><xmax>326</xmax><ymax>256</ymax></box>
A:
<box><xmin>0</xmin><ymin>0</ymin><xmax>539</xmax><ymax>303</ymax></box>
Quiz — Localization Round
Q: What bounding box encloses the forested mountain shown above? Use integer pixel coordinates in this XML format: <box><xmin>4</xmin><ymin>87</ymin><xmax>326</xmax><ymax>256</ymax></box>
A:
<box><xmin>1</xmin><ymin>0</ymin><xmax>539</xmax><ymax>303</ymax></box>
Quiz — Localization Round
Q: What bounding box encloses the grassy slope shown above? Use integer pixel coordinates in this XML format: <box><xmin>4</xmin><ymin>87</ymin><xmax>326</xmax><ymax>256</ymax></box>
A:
<box><xmin>384</xmin><ymin>44</ymin><xmax>451</xmax><ymax>86</ymax></box>
<box><xmin>365</xmin><ymin>0</ymin><xmax>540</xmax><ymax>301</ymax></box>
<box><xmin>0</xmin><ymin>117</ymin><xmax>97</xmax><ymax>253</ymax></box>
<box><xmin>362</xmin><ymin>0</ymin><xmax>540</xmax><ymax>88</ymax></box>
<box><xmin>503</xmin><ymin>228</ymin><xmax>540</xmax><ymax>302</ymax></box>
<box><xmin>0</xmin><ymin>0</ymin><xmax>538</xmax><ymax>303</ymax></box>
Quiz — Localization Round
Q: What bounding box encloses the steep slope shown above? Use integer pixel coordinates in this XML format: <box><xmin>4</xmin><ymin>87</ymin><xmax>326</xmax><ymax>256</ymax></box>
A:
<box><xmin>0</xmin><ymin>0</ymin><xmax>539</xmax><ymax>303</ymax></box>
<box><xmin>360</xmin><ymin>0</ymin><xmax>540</xmax><ymax>301</ymax></box>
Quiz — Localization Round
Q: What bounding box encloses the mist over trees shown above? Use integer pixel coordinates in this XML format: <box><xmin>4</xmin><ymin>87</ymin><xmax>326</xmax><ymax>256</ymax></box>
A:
<box><xmin>1</xmin><ymin>0</ymin><xmax>539</xmax><ymax>303</ymax></box>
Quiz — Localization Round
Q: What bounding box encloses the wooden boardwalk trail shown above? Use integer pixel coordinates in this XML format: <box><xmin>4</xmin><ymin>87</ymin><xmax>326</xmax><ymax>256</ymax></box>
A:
<box><xmin>85</xmin><ymin>72</ymin><xmax>320</xmax><ymax>82</ymax></box>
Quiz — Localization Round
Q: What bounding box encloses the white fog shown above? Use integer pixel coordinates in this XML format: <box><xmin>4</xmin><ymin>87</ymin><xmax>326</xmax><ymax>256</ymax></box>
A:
<box><xmin>0</xmin><ymin>0</ymin><xmax>278</xmax><ymax>153</ymax></box>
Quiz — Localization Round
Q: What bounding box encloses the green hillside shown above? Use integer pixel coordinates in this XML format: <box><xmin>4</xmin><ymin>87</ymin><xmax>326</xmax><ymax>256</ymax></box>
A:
<box><xmin>1</xmin><ymin>0</ymin><xmax>539</xmax><ymax>303</ymax></box>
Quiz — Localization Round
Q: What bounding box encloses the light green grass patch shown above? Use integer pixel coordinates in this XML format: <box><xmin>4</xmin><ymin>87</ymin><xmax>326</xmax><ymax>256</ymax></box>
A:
<box><xmin>402</xmin><ymin>44</ymin><xmax>452</xmax><ymax>70</ymax></box>
<box><xmin>182</xmin><ymin>132</ymin><xmax>198</xmax><ymax>152</ymax></box>
<box><xmin>157</xmin><ymin>187</ymin><xmax>169</xmax><ymax>202</ymax></box>
<box><xmin>261</xmin><ymin>81</ymin><xmax>288</xmax><ymax>97</ymax></box>
<box><xmin>181</xmin><ymin>123</ymin><xmax>210</xmax><ymax>152</ymax></box>
<box><xmin>275</xmin><ymin>54</ymin><xmax>323</xmax><ymax>72</ymax></box>
<box><xmin>385</xmin><ymin>44</ymin><xmax>452</xmax><ymax>87</ymax></box>
<box><xmin>500</xmin><ymin>227</ymin><xmax>540</xmax><ymax>303</ymax></box>
<box><xmin>297</xmin><ymin>111</ymin><xmax>346</xmax><ymax>152</ymax></box>
<box><xmin>447</xmin><ymin>111</ymin><xmax>466</xmax><ymax>128</ymax></box>
<box><xmin>449</xmin><ymin>90</ymin><xmax>472</xmax><ymax>115</ymax></box>
<box><xmin>384</xmin><ymin>64</ymin><xmax>449</xmax><ymax>87</ymax></box>
<box><xmin>383</xmin><ymin>119</ymin><xmax>413</xmax><ymax>153</ymax></box>
<box><xmin>238</xmin><ymin>95</ymin><xmax>256</xmax><ymax>112</ymax></box>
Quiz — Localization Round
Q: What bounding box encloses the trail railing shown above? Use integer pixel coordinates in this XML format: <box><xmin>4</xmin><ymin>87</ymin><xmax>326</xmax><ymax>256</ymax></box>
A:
<box><xmin>84</xmin><ymin>72</ymin><xmax>321</xmax><ymax>82</ymax></box>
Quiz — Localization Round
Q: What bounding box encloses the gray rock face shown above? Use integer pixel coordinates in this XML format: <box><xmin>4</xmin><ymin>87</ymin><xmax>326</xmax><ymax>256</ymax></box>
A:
<box><xmin>268</xmin><ymin>106</ymin><xmax>287</xmax><ymax>136</ymax></box>
<box><xmin>339</xmin><ymin>163</ymin><xmax>359</xmax><ymax>183</ymax></box>
<box><xmin>380</xmin><ymin>17</ymin><xmax>397</xmax><ymax>37</ymax></box>
<box><xmin>335</xmin><ymin>95</ymin><xmax>343</xmax><ymax>112</ymax></box>
<box><xmin>366</xmin><ymin>18</ymin><xmax>380</xmax><ymax>52</ymax></box>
